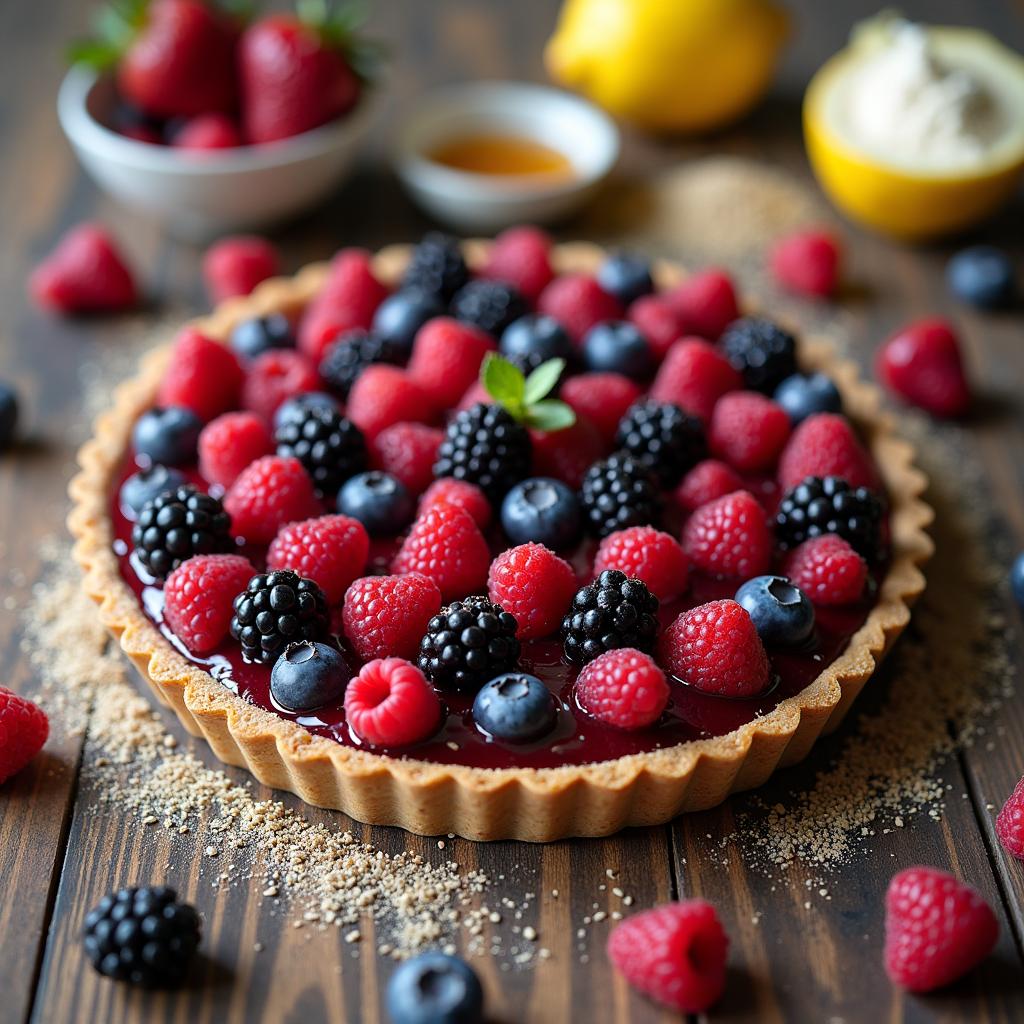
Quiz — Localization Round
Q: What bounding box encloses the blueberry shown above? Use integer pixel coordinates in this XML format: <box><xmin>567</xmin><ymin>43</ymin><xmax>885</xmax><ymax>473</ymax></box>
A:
<box><xmin>501</xmin><ymin>477</ymin><xmax>581</xmax><ymax>550</ymax></box>
<box><xmin>119</xmin><ymin>465</ymin><xmax>187</xmax><ymax>518</ymax></box>
<box><xmin>735</xmin><ymin>575</ymin><xmax>815</xmax><ymax>647</ymax></box>
<box><xmin>386</xmin><ymin>952</ymin><xmax>484</xmax><ymax>1024</ymax></box>
<box><xmin>1011</xmin><ymin>553</ymin><xmax>1024</xmax><ymax>609</ymax></box>
<box><xmin>229</xmin><ymin>314</ymin><xmax>295</xmax><ymax>360</ymax></box>
<box><xmin>581</xmin><ymin>321</ymin><xmax>653</xmax><ymax>380</ymax></box>
<box><xmin>474</xmin><ymin>673</ymin><xmax>557</xmax><ymax>742</ymax></box>
<box><xmin>273</xmin><ymin>391</ymin><xmax>341</xmax><ymax>432</ymax></box>
<box><xmin>270</xmin><ymin>641</ymin><xmax>350</xmax><ymax>713</ymax></box>
<box><xmin>947</xmin><ymin>246</ymin><xmax>1015</xmax><ymax>309</ymax></box>
<box><xmin>0</xmin><ymin>381</ymin><xmax>19</xmax><ymax>450</ymax></box>
<box><xmin>372</xmin><ymin>289</ymin><xmax>444</xmax><ymax>356</ymax></box>
<box><xmin>500</xmin><ymin>314</ymin><xmax>573</xmax><ymax>364</ymax></box>
<box><xmin>132</xmin><ymin>406</ymin><xmax>202</xmax><ymax>465</ymax></box>
<box><xmin>773</xmin><ymin>373</ymin><xmax>842</xmax><ymax>425</ymax></box>
<box><xmin>337</xmin><ymin>471</ymin><xmax>413</xmax><ymax>536</ymax></box>
<box><xmin>597</xmin><ymin>252</ymin><xmax>654</xmax><ymax>305</ymax></box>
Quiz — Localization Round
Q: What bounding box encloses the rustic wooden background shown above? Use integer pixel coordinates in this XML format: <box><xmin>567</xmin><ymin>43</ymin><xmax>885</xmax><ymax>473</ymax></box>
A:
<box><xmin>2</xmin><ymin>1</ymin><xmax>1024</xmax><ymax>1021</ymax></box>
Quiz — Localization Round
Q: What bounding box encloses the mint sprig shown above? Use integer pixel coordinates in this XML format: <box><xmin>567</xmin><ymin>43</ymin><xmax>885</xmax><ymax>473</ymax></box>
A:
<box><xmin>481</xmin><ymin>355</ymin><xmax>576</xmax><ymax>433</ymax></box>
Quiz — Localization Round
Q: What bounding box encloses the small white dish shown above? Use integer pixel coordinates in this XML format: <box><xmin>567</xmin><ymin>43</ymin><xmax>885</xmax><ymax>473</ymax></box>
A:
<box><xmin>58</xmin><ymin>66</ymin><xmax>374</xmax><ymax>242</ymax></box>
<box><xmin>395</xmin><ymin>81</ymin><xmax>620</xmax><ymax>232</ymax></box>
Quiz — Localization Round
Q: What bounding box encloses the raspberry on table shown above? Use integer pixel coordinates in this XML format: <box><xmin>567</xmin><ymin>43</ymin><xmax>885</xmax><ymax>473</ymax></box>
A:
<box><xmin>230</xmin><ymin>569</ymin><xmax>330</xmax><ymax>665</ymax></box>
<box><xmin>537</xmin><ymin>272</ymin><xmax>624</xmax><ymax>344</ymax></box>
<box><xmin>224</xmin><ymin>455</ymin><xmax>321</xmax><ymax>546</ymax></box>
<box><xmin>401</xmin><ymin>232</ymin><xmax>469</xmax><ymax>302</ymax></box>
<box><xmin>529</xmin><ymin>413</ymin><xmax>608</xmax><ymax>490</ymax></box>
<box><xmin>0</xmin><ymin>686</ymin><xmax>49</xmax><ymax>785</ymax></box>
<box><xmin>241</xmin><ymin>349</ymin><xmax>320</xmax><ymax>423</ymax></box>
<box><xmin>884</xmin><ymin>866</ymin><xmax>999</xmax><ymax>992</ymax></box>
<box><xmin>202</xmin><ymin>235</ymin><xmax>279</xmax><ymax>303</ymax></box>
<box><xmin>593</xmin><ymin>526</ymin><xmax>690</xmax><ymax>602</ymax></box>
<box><xmin>480</xmin><ymin>225</ymin><xmax>554</xmax><ymax>303</ymax></box>
<box><xmin>775</xmin><ymin>475</ymin><xmax>884</xmax><ymax>562</ymax></box>
<box><xmin>347</xmin><ymin>365</ymin><xmax>436</xmax><ymax>441</ymax></box>
<box><xmin>132</xmin><ymin>485</ymin><xmax>233</xmax><ymax>580</ymax></box>
<box><xmin>709</xmin><ymin>391</ymin><xmax>791</xmax><ymax>472</ymax></box>
<box><xmin>664</xmin><ymin>268</ymin><xmax>739</xmax><ymax>341</ymax></box>
<box><xmin>487</xmin><ymin>542</ymin><xmax>578</xmax><ymax>640</ymax></box>
<box><xmin>674</xmin><ymin>459</ymin><xmax>744</xmax><ymax>513</ymax></box>
<box><xmin>627</xmin><ymin>293</ymin><xmax>687</xmax><ymax>361</ymax></box>
<box><xmin>560</xmin><ymin>373</ymin><xmax>643</xmax><ymax>445</ymax></box>
<box><xmin>373</xmin><ymin>422</ymin><xmax>444</xmax><ymax>497</ymax></box>
<box><xmin>163</xmin><ymin>554</ymin><xmax>256</xmax><ymax>655</ymax></box>
<box><xmin>318</xmin><ymin>328</ymin><xmax>403</xmax><ymax>399</ymax></box>
<box><xmin>342</xmin><ymin>573</ymin><xmax>443</xmax><ymax>661</ymax></box>
<box><xmin>659</xmin><ymin>599</ymin><xmax>770</xmax><ymax>697</ymax></box>
<box><xmin>157</xmin><ymin>328</ymin><xmax>245</xmax><ymax>423</ymax></box>
<box><xmin>615</xmin><ymin>399</ymin><xmax>707</xmax><ymax>486</ymax></box>
<box><xmin>682</xmin><ymin>489</ymin><xmax>772</xmax><ymax>578</ymax></box>
<box><xmin>650</xmin><ymin>337</ymin><xmax>743</xmax><ymax>422</ymax></box>
<box><xmin>769</xmin><ymin>229</ymin><xmax>841</xmax><ymax>298</ymax></box>
<box><xmin>450</xmin><ymin>279</ymin><xmax>528</xmax><ymax>337</ymax></box>
<box><xmin>777</xmin><ymin>412</ymin><xmax>880</xmax><ymax>492</ymax></box>
<box><xmin>875</xmin><ymin>318</ymin><xmax>971</xmax><ymax>418</ymax></box>
<box><xmin>198</xmin><ymin>411</ymin><xmax>274</xmax><ymax>489</ymax></box>
<box><xmin>274</xmin><ymin>403</ymin><xmax>367</xmax><ymax>499</ymax></box>
<box><xmin>575</xmin><ymin>648</ymin><xmax>668</xmax><ymax>730</ymax></box>
<box><xmin>996</xmin><ymin>776</ymin><xmax>1024</xmax><ymax>860</ymax></box>
<box><xmin>783</xmin><ymin>534</ymin><xmax>868</xmax><ymax>606</ymax></box>
<box><xmin>607</xmin><ymin>900</ymin><xmax>729</xmax><ymax>1013</ymax></box>
<box><xmin>407</xmin><ymin>317</ymin><xmax>495</xmax><ymax>410</ymax></box>
<box><xmin>344</xmin><ymin>658</ymin><xmax>441</xmax><ymax>747</ymax></box>
<box><xmin>266</xmin><ymin>514</ymin><xmax>369</xmax><ymax>604</ymax></box>
<box><xmin>562</xmin><ymin>569</ymin><xmax>660</xmax><ymax>666</ymax></box>
<box><xmin>419</xmin><ymin>478</ymin><xmax>492</xmax><ymax>528</ymax></box>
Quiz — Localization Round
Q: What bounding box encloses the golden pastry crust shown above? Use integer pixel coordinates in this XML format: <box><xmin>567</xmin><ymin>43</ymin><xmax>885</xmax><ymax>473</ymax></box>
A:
<box><xmin>68</xmin><ymin>241</ymin><xmax>934</xmax><ymax>841</ymax></box>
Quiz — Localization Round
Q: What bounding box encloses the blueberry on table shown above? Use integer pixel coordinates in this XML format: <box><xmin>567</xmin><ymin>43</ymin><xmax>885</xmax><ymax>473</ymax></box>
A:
<box><xmin>1011</xmin><ymin>553</ymin><xmax>1024</xmax><ymax>609</ymax></box>
<box><xmin>270</xmin><ymin>640</ymin><xmax>350</xmax><ymax>713</ymax></box>
<box><xmin>119</xmin><ymin>464</ymin><xmax>187</xmax><ymax>518</ymax></box>
<box><xmin>132</xmin><ymin>406</ymin><xmax>203</xmax><ymax>466</ymax></box>
<box><xmin>597</xmin><ymin>251</ymin><xmax>654</xmax><ymax>305</ymax></box>
<box><xmin>581</xmin><ymin>321</ymin><xmax>653</xmax><ymax>380</ymax></box>
<box><xmin>501</xmin><ymin>477</ymin><xmax>581</xmax><ymax>550</ymax></box>
<box><xmin>386</xmin><ymin>951</ymin><xmax>484</xmax><ymax>1024</ymax></box>
<box><xmin>337</xmin><ymin>470</ymin><xmax>414</xmax><ymax>536</ymax></box>
<box><xmin>0</xmin><ymin>380</ymin><xmax>19</xmax><ymax>450</ymax></box>
<box><xmin>735</xmin><ymin>574</ymin><xmax>815</xmax><ymax>647</ymax></box>
<box><xmin>230</xmin><ymin>313</ymin><xmax>295</xmax><ymax>360</ymax></box>
<box><xmin>947</xmin><ymin>246</ymin><xmax>1015</xmax><ymax>309</ymax></box>
<box><xmin>773</xmin><ymin>372</ymin><xmax>842</xmax><ymax>425</ymax></box>
<box><xmin>372</xmin><ymin>289</ymin><xmax>444</xmax><ymax>355</ymax></box>
<box><xmin>473</xmin><ymin>672</ymin><xmax>557</xmax><ymax>742</ymax></box>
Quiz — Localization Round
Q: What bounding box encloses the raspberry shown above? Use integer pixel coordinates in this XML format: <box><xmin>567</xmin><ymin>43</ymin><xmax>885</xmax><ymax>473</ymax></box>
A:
<box><xmin>241</xmin><ymin>349</ymin><xmax>320</xmax><ymax>423</ymax></box>
<box><xmin>575</xmin><ymin>648</ymin><xmax>668</xmax><ymax>729</ymax></box>
<box><xmin>158</xmin><ymin>328</ymin><xmax>245</xmax><ymax>423</ymax></box>
<box><xmin>202</xmin><ymin>235</ymin><xmax>279</xmax><ymax>303</ymax></box>
<box><xmin>537</xmin><ymin>273</ymin><xmax>623</xmax><ymax>344</ymax></box>
<box><xmin>659</xmin><ymin>599</ymin><xmax>770</xmax><ymax>697</ymax></box>
<box><xmin>419</xmin><ymin>478</ymin><xmax>492</xmax><ymax>528</ymax></box>
<box><xmin>224</xmin><ymin>455</ymin><xmax>321</xmax><ymax>545</ymax></box>
<box><xmin>198</xmin><ymin>412</ymin><xmax>274</xmax><ymax>488</ymax></box>
<box><xmin>163</xmin><ymin>554</ymin><xmax>256</xmax><ymax>655</ymax></box>
<box><xmin>172</xmin><ymin>112</ymin><xmax>242</xmax><ymax>150</ymax></box>
<box><xmin>884</xmin><ymin>867</ymin><xmax>998</xmax><ymax>992</ymax></box>
<box><xmin>769</xmin><ymin>229</ymin><xmax>841</xmax><ymax>297</ymax></box>
<box><xmin>373</xmin><ymin>422</ymin><xmax>444</xmax><ymax>497</ymax></box>
<box><xmin>342</xmin><ymin>573</ymin><xmax>442</xmax><ymax>661</ymax></box>
<box><xmin>627</xmin><ymin>294</ymin><xmax>687</xmax><ymax>361</ymax></box>
<box><xmin>487</xmin><ymin>543</ymin><xmax>577</xmax><ymax>640</ymax></box>
<box><xmin>876</xmin><ymin>318</ymin><xmax>971</xmax><ymax>418</ymax></box>
<box><xmin>709</xmin><ymin>391</ymin><xmax>791</xmax><ymax>472</ymax></box>
<box><xmin>674</xmin><ymin>459</ymin><xmax>744</xmax><ymax>512</ymax></box>
<box><xmin>29</xmin><ymin>223</ymin><xmax>137</xmax><ymax>314</ymax></box>
<box><xmin>0</xmin><ymin>686</ymin><xmax>49</xmax><ymax>784</ymax></box>
<box><xmin>650</xmin><ymin>338</ymin><xmax>743</xmax><ymax>422</ymax></box>
<box><xmin>665</xmin><ymin>269</ymin><xmax>739</xmax><ymax>341</ymax></box>
<box><xmin>344</xmin><ymin>658</ymin><xmax>441</xmax><ymax>746</ymax></box>
<box><xmin>560</xmin><ymin>373</ymin><xmax>643</xmax><ymax>445</ymax></box>
<box><xmin>391</xmin><ymin>503</ymin><xmax>491</xmax><ymax>601</ymax></box>
<box><xmin>996</xmin><ymin>776</ymin><xmax>1024</xmax><ymax>860</ymax></box>
<box><xmin>783</xmin><ymin>535</ymin><xmax>868</xmax><ymax>606</ymax></box>
<box><xmin>682</xmin><ymin>490</ymin><xmax>772</xmax><ymax>578</ymax></box>
<box><xmin>593</xmin><ymin>526</ymin><xmax>689</xmax><ymax>602</ymax></box>
<box><xmin>266</xmin><ymin>514</ymin><xmax>369</xmax><ymax>604</ymax></box>
<box><xmin>407</xmin><ymin>317</ymin><xmax>495</xmax><ymax>410</ymax></box>
<box><xmin>347</xmin><ymin>365</ymin><xmax>435</xmax><ymax>440</ymax></box>
<box><xmin>777</xmin><ymin>413</ymin><xmax>880</xmax><ymax>492</ymax></box>
<box><xmin>608</xmin><ymin>901</ymin><xmax>728</xmax><ymax>1013</ymax></box>
<box><xmin>529</xmin><ymin>413</ymin><xmax>608</xmax><ymax>489</ymax></box>
<box><xmin>480</xmin><ymin>226</ymin><xmax>554</xmax><ymax>303</ymax></box>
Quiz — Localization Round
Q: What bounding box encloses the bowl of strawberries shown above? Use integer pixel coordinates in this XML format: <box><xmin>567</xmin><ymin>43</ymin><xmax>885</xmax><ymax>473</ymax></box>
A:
<box><xmin>59</xmin><ymin>0</ymin><xmax>379</xmax><ymax>241</ymax></box>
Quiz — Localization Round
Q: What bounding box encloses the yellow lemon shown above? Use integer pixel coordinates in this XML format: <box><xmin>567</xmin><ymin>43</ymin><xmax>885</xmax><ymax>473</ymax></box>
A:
<box><xmin>804</xmin><ymin>18</ymin><xmax>1024</xmax><ymax>241</ymax></box>
<box><xmin>545</xmin><ymin>0</ymin><xmax>789</xmax><ymax>134</ymax></box>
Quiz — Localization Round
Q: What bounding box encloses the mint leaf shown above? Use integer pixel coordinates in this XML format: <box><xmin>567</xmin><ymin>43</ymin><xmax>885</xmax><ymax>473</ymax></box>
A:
<box><xmin>525</xmin><ymin>400</ymin><xmax>577</xmax><ymax>433</ymax></box>
<box><xmin>523</xmin><ymin>359</ymin><xmax>565</xmax><ymax>406</ymax></box>
<box><xmin>482</xmin><ymin>354</ymin><xmax>526</xmax><ymax>416</ymax></box>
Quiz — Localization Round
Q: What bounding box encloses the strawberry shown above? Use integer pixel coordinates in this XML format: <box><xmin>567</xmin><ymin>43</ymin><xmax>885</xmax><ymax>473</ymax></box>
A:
<box><xmin>30</xmin><ymin>224</ymin><xmax>137</xmax><ymax>314</ymax></box>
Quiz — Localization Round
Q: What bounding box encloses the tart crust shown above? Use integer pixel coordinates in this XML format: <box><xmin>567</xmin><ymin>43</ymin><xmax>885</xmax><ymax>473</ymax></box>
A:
<box><xmin>68</xmin><ymin>241</ymin><xmax>934</xmax><ymax>841</ymax></box>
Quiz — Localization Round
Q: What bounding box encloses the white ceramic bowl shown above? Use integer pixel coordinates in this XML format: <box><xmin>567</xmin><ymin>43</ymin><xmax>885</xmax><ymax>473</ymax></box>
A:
<box><xmin>58</xmin><ymin>66</ymin><xmax>374</xmax><ymax>242</ymax></box>
<box><xmin>395</xmin><ymin>82</ymin><xmax>620</xmax><ymax>232</ymax></box>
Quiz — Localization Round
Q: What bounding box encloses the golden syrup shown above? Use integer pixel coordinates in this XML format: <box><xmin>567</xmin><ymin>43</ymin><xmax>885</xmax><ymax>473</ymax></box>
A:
<box><xmin>427</xmin><ymin>134</ymin><xmax>574</xmax><ymax>179</ymax></box>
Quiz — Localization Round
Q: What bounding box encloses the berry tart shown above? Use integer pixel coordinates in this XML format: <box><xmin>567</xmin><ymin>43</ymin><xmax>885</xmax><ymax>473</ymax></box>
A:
<box><xmin>69</xmin><ymin>233</ymin><xmax>933</xmax><ymax>841</ymax></box>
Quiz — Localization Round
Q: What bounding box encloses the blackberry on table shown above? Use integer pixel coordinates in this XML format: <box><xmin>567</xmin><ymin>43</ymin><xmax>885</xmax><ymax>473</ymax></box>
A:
<box><xmin>319</xmin><ymin>328</ymin><xmax>403</xmax><ymax>399</ymax></box>
<box><xmin>721</xmin><ymin>317</ymin><xmax>798</xmax><ymax>394</ymax></box>
<box><xmin>615</xmin><ymin>399</ymin><xmax>707</xmax><ymax>487</ymax></box>
<box><xmin>401</xmin><ymin>232</ymin><xmax>469</xmax><ymax>302</ymax></box>
<box><xmin>230</xmin><ymin>569</ymin><xmax>330</xmax><ymax>665</ymax></box>
<box><xmin>83</xmin><ymin>886</ymin><xmax>200</xmax><ymax>988</ymax></box>
<box><xmin>131</xmin><ymin>485</ymin><xmax>231</xmax><ymax>580</ymax></box>
<box><xmin>580</xmin><ymin>453</ymin><xmax>662</xmax><ymax>538</ymax></box>
<box><xmin>775</xmin><ymin>475</ymin><xmax>885</xmax><ymax>561</ymax></box>
<box><xmin>418</xmin><ymin>595</ymin><xmax>520</xmax><ymax>691</ymax></box>
<box><xmin>450</xmin><ymin>279</ymin><xmax>528</xmax><ymax>337</ymax></box>
<box><xmin>275</xmin><ymin>404</ymin><xmax>367</xmax><ymax>499</ymax></box>
<box><xmin>433</xmin><ymin>403</ymin><xmax>532</xmax><ymax>504</ymax></box>
<box><xmin>562</xmin><ymin>569</ymin><xmax>660</xmax><ymax>666</ymax></box>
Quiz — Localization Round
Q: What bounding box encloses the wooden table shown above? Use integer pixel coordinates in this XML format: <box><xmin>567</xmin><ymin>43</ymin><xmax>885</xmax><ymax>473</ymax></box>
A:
<box><xmin>2</xmin><ymin>1</ymin><xmax>1024</xmax><ymax>1021</ymax></box>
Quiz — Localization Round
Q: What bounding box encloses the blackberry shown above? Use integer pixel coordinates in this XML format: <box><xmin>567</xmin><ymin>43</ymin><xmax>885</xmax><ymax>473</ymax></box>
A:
<box><xmin>450</xmin><ymin>279</ymin><xmax>528</xmax><ymax>337</ymax></box>
<box><xmin>418</xmin><ymin>595</ymin><xmax>520</xmax><ymax>691</ymax></box>
<box><xmin>401</xmin><ymin>232</ymin><xmax>469</xmax><ymax>302</ymax></box>
<box><xmin>131</xmin><ymin>485</ymin><xmax>231</xmax><ymax>580</ymax></box>
<box><xmin>775</xmin><ymin>475</ymin><xmax>885</xmax><ymax>561</ymax></box>
<box><xmin>615</xmin><ymin>399</ymin><xmax>706</xmax><ymax>486</ymax></box>
<box><xmin>561</xmin><ymin>569</ymin><xmax>660</xmax><ymax>666</ymax></box>
<box><xmin>580</xmin><ymin>453</ymin><xmax>661</xmax><ymax>538</ymax></box>
<box><xmin>319</xmin><ymin>328</ymin><xmax>402</xmax><ymax>399</ymax></box>
<box><xmin>275</xmin><ymin>404</ymin><xmax>367</xmax><ymax>499</ymax></box>
<box><xmin>721</xmin><ymin>317</ymin><xmax>798</xmax><ymax>394</ymax></box>
<box><xmin>83</xmin><ymin>886</ymin><xmax>200</xmax><ymax>988</ymax></box>
<box><xmin>433</xmin><ymin>403</ymin><xmax>532</xmax><ymax>503</ymax></box>
<box><xmin>229</xmin><ymin>570</ymin><xmax>330</xmax><ymax>665</ymax></box>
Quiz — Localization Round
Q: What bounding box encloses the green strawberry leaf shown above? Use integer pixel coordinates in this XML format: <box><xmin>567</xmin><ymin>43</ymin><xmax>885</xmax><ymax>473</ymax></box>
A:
<box><xmin>524</xmin><ymin>400</ymin><xmax>577</xmax><ymax>433</ymax></box>
<box><xmin>482</xmin><ymin>354</ymin><xmax>526</xmax><ymax>415</ymax></box>
<box><xmin>523</xmin><ymin>358</ymin><xmax>564</xmax><ymax>406</ymax></box>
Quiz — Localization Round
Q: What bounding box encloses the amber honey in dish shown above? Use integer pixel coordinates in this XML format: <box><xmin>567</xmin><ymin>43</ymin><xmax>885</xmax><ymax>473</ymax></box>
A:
<box><xmin>427</xmin><ymin>134</ymin><xmax>575</xmax><ymax>179</ymax></box>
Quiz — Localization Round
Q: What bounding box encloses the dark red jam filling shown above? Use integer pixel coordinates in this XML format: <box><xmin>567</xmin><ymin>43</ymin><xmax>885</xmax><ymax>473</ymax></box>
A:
<box><xmin>111</xmin><ymin>453</ymin><xmax>883</xmax><ymax>771</ymax></box>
